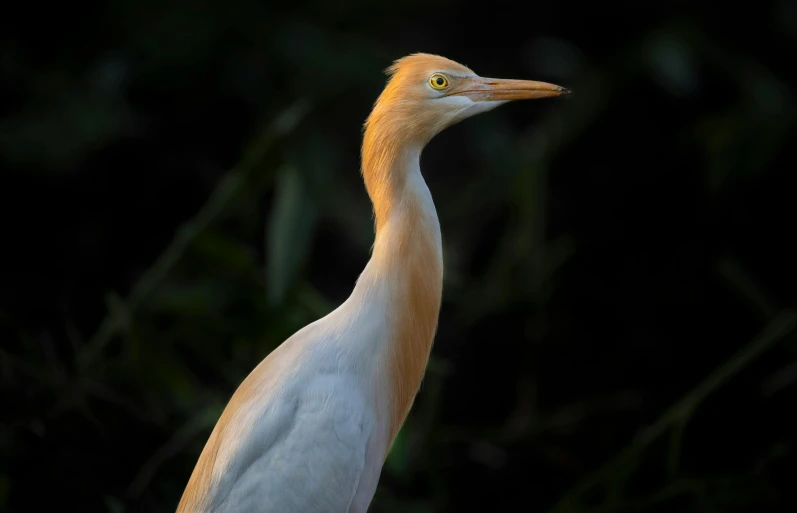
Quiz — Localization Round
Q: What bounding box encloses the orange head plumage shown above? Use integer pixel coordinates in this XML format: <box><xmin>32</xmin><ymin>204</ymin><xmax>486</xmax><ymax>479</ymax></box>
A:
<box><xmin>361</xmin><ymin>53</ymin><xmax>569</xmax><ymax>224</ymax></box>
<box><xmin>364</xmin><ymin>53</ymin><xmax>569</xmax><ymax>147</ymax></box>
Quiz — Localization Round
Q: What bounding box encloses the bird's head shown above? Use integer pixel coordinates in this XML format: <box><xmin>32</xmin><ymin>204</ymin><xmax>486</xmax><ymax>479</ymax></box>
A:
<box><xmin>365</xmin><ymin>53</ymin><xmax>570</xmax><ymax>146</ymax></box>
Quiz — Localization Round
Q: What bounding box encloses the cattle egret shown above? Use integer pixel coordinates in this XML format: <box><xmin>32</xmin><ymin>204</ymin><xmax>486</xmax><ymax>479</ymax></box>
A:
<box><xmin>177</xmin><ymin>53</ymin><xmax>569</xmax><ymax>513</ymax></box>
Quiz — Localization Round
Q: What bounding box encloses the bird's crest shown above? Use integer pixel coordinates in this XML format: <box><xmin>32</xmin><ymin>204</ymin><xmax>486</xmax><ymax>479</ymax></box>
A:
<box><xmin>384</xmin><ymin>53</ymin><xmax>473</xmax><ymax>78</ymax></box>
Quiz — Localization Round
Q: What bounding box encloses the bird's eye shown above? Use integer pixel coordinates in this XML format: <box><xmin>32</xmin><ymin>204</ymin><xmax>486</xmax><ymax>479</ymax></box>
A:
<box><xmin>429</xmin><ymin>74</ymin><xmax>449</xmax><ymax>89</ymax></box>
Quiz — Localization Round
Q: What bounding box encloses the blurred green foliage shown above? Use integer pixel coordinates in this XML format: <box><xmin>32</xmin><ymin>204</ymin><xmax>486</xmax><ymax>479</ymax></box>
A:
<box><xmin>2</xmin><ymin>1</ymin><xmax>797</xmax><ymax>512</ymax></box>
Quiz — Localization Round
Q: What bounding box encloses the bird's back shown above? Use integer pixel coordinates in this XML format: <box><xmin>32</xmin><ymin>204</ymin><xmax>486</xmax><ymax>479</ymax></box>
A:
<box><xmin>178</xmin><ymin>317</ymin><xmax>381</xmax><ymax>513</ymax></box>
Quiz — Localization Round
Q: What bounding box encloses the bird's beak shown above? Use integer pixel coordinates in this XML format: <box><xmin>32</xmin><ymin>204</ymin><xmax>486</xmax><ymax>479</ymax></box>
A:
<box><xmin>450</xmin><ymin>77</ymin><xmax>571</xmax><ymax>102</ymax></box>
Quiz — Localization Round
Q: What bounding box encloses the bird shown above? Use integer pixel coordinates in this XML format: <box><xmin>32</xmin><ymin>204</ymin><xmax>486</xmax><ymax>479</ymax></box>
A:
<box><xmin>177</xmin><ymin>53</ymin><xmax>569</xmax><ymax>513</ymax></box>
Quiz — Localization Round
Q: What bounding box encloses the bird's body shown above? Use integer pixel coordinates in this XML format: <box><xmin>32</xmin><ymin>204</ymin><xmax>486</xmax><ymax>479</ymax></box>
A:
<box><xmin>178</xmin><ymin>53</ymin><xmax>568</xmax><ymax>513</ymax></box>
<box><xmin>178</xmin><ymin>159</ymin><xmax>441</xmax><ymax>512</ymax></box>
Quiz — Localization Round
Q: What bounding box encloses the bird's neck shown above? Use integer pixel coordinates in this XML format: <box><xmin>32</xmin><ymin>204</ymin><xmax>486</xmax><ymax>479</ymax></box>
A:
<box><xmin>359</xmin><ymin>123</ymin><xmax>443</xmax><ymax>442</ymax></box>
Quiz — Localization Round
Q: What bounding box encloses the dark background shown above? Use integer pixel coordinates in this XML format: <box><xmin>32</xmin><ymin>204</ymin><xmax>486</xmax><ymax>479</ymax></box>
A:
<box><xmin>2</xmin><ymin>1</ymin><xmax>796</xmax><ymax>512</ymax></box>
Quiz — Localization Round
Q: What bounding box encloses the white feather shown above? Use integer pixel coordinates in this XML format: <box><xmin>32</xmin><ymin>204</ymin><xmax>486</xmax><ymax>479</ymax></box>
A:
<box><xmin>186</xmin><ymin>158</ymin><xmax>438</xmax><ymax>513</ymax></box>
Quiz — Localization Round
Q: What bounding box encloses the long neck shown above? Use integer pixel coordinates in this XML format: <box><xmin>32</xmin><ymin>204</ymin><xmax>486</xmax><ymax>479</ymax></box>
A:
<box><xmin>358</xmin><ymin>118</ymin><xmax>444</xmax><ymax>442</ymax></box>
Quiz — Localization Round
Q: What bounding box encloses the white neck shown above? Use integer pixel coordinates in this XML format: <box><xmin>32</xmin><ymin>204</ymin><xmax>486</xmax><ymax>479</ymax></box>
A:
<box><xmin>350</xmin><ymin>146</ymin><xmax>444</xmax><ymax>443</ymax></box>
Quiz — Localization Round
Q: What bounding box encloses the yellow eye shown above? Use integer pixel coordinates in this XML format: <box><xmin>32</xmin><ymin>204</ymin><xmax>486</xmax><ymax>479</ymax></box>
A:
<box><xmin>429</xmin><ymin>74</ymin><xmax>449</xmax><ymax>89</ymax></box>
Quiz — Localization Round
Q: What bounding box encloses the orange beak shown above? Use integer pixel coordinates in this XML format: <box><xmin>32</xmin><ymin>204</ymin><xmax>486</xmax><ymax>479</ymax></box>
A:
<box><xmin>450</xmin><ymin>77</ymin><xmax>571</xmax><ymax>102</ymax></box>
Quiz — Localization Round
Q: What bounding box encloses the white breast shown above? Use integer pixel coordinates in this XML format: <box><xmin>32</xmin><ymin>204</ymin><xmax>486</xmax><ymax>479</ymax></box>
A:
<box><xmin>198</xmin><ymin>292</ymin><xmax>394</xmax><ymax>513</ymax></box>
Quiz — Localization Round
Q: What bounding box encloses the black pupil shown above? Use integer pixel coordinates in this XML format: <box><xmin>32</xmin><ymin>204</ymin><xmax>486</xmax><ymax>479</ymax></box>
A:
<box><xmin>435</xmin><ymin>77</ymin><xmax>444</xmax><ymax>86</ymax></box>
